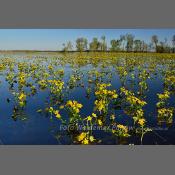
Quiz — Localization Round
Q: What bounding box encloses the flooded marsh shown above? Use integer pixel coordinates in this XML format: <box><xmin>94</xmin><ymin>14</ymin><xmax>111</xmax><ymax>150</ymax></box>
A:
<box><xmin>0</xmin><ymin>52</ymin><xmax>175</xmax><ymax>145</ymax></box>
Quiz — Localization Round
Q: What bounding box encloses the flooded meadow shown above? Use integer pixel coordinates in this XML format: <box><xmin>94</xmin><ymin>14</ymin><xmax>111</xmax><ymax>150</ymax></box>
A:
<box><xmin>0</xmin><ymin>52</ymin><xmax>175</xmax><ymax>144</ymax></box>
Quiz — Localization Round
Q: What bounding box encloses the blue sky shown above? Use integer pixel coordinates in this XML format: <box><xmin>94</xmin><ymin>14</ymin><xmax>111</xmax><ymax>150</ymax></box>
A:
<box><xmin>0</xmin><ymin>29</ymin><xmax>175</xmax><ymax>50</ymax></box>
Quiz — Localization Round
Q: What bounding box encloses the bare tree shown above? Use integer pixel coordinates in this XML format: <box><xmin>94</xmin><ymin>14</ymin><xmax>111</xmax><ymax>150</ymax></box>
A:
<box><xmin>134</xmin><ymin>39</ymin><xmax>142</xmax><ymax>52</ymax></box>
<box><xmin>76</xmin><ymin>38</ymin><xmax>88</xmax><ymax>52</ymax></box>
<box><xmin>172</xmin><ymin>35</ymin><xmax>175</xmax><ymax>53</ymax></box>
<box><xmin>110</xmin><ymin>39</ymin><xmax>121</xmax><ymax>51</ymax></box>
<box><xmin>125</xmin><ymin>34</ymin><xmax>134</xmax><ymax>52</ymax></box>
<box><xmin>100</xmin><ymin>35</ymin><xmax>107</xmax><ymax>51</ymax></box>
<box><xmin>120</xmin><ymin>35</ymin><xmax>126</xmax><ymax>51</ymax></box>
<box><xmin>62</xmin><ymin>41</ymin><xmax>73</xmax><ymax>52</ymax></box>
<box><xmin>151</xmin><ymin>35</ymin><xmax>158</xmax><ymax>52</ymax></box>
<box><xmin>89</xmin><ymin>38</ymin><xmax>100</xmax><ymax>51</ymax></box>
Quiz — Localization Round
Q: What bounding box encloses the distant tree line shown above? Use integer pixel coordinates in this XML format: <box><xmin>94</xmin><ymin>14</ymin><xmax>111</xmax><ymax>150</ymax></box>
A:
<box><xmin>61</xmin><ymin>34</ymin><xmax>175</xmax><ymax>53</ymax></box>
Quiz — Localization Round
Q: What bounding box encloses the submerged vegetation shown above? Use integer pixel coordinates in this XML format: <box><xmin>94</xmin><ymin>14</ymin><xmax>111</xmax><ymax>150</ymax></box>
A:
<box><xmin>0</xmin><ymin>51</ymin><xmax>175</xmax><ymax>145</ymax></box>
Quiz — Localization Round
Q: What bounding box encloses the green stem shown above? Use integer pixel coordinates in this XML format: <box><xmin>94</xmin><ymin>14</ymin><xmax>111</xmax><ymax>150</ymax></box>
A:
<box><xmin>141</xmin><ymin>126</ymin><xmax>144</xmax><ymax>145</ymax></box>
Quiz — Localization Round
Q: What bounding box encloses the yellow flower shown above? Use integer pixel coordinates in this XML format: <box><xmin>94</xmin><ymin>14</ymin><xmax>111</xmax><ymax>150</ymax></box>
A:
<box><xmin>77</xmin><ymin>103</ymin><xmax>83</xmax><ymax>108</ymax></box>
<box><xmin>95</xmin><ymin>83</ymin><xmax>118</xmax><ymax>100</ymax></box>
<box><xmin>95</xmin><ymin>100</ymin><xmax>106</xmax><ymax>112</ymax></box>
<box><xmin>92</xmin><ymin>113</ymin><xmax>97</xmax><ymax>118</ymax></box>
<box><xmin>82</xmin><ymin>138</ymin><xmax>89</xmax><ymax>145</ymax></box>
<box><xmin>48</xmin><ymin>65</ymin><xmax>53</xmax><ymax>70</ymax></box>
<box><xmin>18</xmin><ymin>92</ymin><xmax>26</xmax><ymax>101</ymax></box>
<box><xmin>59</xmin><ymin>105</ymin><xmax>64</xmax><ymax>109</ymax></box>
<box><xmin>66</xmin><ymin>100</ymin><xmax>83</xmax><ymax>114</ymax></box>
<box><xmin>117</xmin><ymin>124</ymin><xmax>128</xmax><ymax>133</ymax></box>
<box><xmin>87</xmin><ymin>116</ymin><xmax>92</xmax><ymax>121</ymax></box>
<box><xmin>157</xmin><ymin>91</ymin><xmax>170</xmax><ymax>100</ymax></box>
<box><xmin>158</xmin><ymin>108</ymin><xmax>173</xmax><ymax>118</ymax></box>
<box><xmin>75</xmin><ymin>108</ymin><xmax>80</xmax><ymax>113</ymax></box>
<box><xmin>77</xmin><ymin>132</ymin><xmax>87</xmax><ymax>142</ymax></box>
<box><xmin>54</xmin><ymin>110</ymin><xmax>61</xmax><ymax>119</ymax></box>
<box><xmin>102</xmin><ymin>89</ymin><xmax>107</xmax><ymax>95</ymax></box>
<box><xmin>48</xmin><ymin>107</ymin><xmax>54</xmax><ymax>113</ymax></box>
<box><xmin>138</xmin><ymin>118</ymin><xmax>146</xmax><ymax>126</ymax></box>
<box><xmin>127</xmin><ymin>95</ymin><xmax>147</xmax><ymax>106</ymax></box>
<box><xmin>110</xmin><ymin>114</ymin><xmax>115</xmax><ymax>120</ymax></box>
<box><xmin>112</xmin><ymin>94</ymin><xmax>118</xmax><ymax>99</ymax></box>
<box><xmin>135</xmin><ymin>109</ymin><xmax>144</xmax><ymax>117</ymax></box>
<box><xmin>48</xmin><ymin>79</ymin><xmax>64</xmax><ymax>94</ymax></box>
<box><xmin>38</xmin><ymin>79</ymin><xmax>47</xmax><ymax>88</ymax></box>
<box><xmin>97</xmin><ymin>119</ymin><xmax>103</xmax><ymax>126</ymax></box>
<box><xmin>89</xmin><ymin>136</ymin><xmax>95</xmax><ymax>142</ymax></box>
<box><xmin>120</xmin><ymin>87</ymin><xmax>133</xmax><ymax>96</ymax></box>
<box><xmin>66</xmin><ymin>100</ymin><xmax>73</xmax><ymax>106</ymax></box>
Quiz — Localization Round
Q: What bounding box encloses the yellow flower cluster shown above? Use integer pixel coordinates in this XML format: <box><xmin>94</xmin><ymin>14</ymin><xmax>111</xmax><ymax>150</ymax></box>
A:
<box><xmin>120</xmin><ymin>87</ymin><xmax>133</xmax><ymax>96</ymax></box>
<box><xmin>120</xmin><ymin>87</ymin><xmax>147</xmax><ymax>123</ymax></box>
<box><xmin>138</xmin><ymin>118</ymin><xmax>146</xmax><ymax>126</ymax></box>
<box><xmin>43</xmin><ymin>72</ymin><xmax>50</xmax><ymax>79</ymax></box>
<box><xmin>48</xmin><ymin>79</ymin><xmax>64</xmax><ymax>94</ymax></box>
<box><xmin>48</xmin><ymin>107</ymin><xmax>61</xmax><ymax>119</ymax></box>
<box><xmin>133</xmin><ymin>109</ymin><xmax>145</xmax><ymax>123</ymax></box>
<box><xmin>84</xmin><ymin>113</ymin><xmax>97</xmax><ymax>122</ymax></box>
<box><xmin>69</xmin><ymin>75</ymin><xmax>76</xmax><ymax>83</ymax></box>
<box><xmin>48</xmin><ymin>79</ymin><xmax>64</xmax><ymax>87</ymax></box>
<box><xmin>112</xmin><ymin>124</ymin><xmax>130</xmax><ymax>137</ymax></box>
<box><xmin>158</xmin><ymin>108</ymin><xmax>173</xmax><ymax>118</ymax></box>
<box><xmin>94</xmin><ymin>83</ymin><xmax>118</xmax><ymax>113</ymax></box>
<box><xmin>18</xmin><ymin>92</ymin><xmax>26</xmax><ymax>107</ymax></box>
<box><xmin>135</xmin><ymin>109</ymin><xmax>144</xmax><ymax>117</ymax></box>
<box><xmin>156</xmin><ymin>90</ymin><xmax>170</xmax><ymax>108</ymax></box>
<box><xmin>117</xmin><ymin>124</ymin><xmax>128</xmax><ymax>133</ymax></box>
<box><xmin>68</xmin><ymin>75</ymin><xmax>81</xmax><ymax>87</ymax></box>
<box><xmin>18</xmin><ymin>72</ymin><xmax>26</xmax><ymax>86</ymax></box>
<box><xmin>95</xmin><ymin>88</ymin><xmax>118</xmax><ymax>99</ymax></box>
<box><xmin>121</xmin><ymin>87</ymin><xmax>147</xmax><ymax>106</ymax></box>
<box><xmin>18</xmin><ymin>92</ymin><xmax>26</xmax><ymax>101</ymax></box>
<box><xmin>97</xmin><ymin>83</ymin><xmax>111</xmax><ymax>89</ymax></box>
<box><xmin>97</xmin><ymin>119</ymin><xmax>103</xmax><ymax>126</ymax></box>
<box><xmin>117</xmin><ymin>66</ymin><xmax>128</xmax><ymax>77</ymax></box>
<box><xmin>156</xmin><ymin>89</ymin><xmax>173</xmax><ymax>124</ymax></box>
<box><xmin>38</xmin><ymin>79</ymin><xmax>47</xmax><ymax>89</ymax></box>
<box><xmin>157</xmin><ymin>91</ymin><xmax>170</xmax><ymax>100</ymax></box>
<box><xmin>165</xmin><ymin>75</ymin><xmax>175</xmax><ymax>85</ymax></box>
<box><xmin>126</xmin><ymin>96</ymin><xmax>147</xmax><ymax>106</ymax></box>
<box><xmin>94</xmin><ymin>99</ymin><xmax>106</xmax><ymax>112</ymax></box>
<box><xmin>30</xmin><ymin>64</ymin><xmax>37</xmax><ymax>71</ymax></box>
<box><xmin>54</xmin><ymin>110</ymin><xmax>61</xmax><ymax>119</ymax></box>
<box><xmin>139</xmin><ymin>70</ymin><xmax>150</xmax><ymax>80</ymax></box>
<box><xmin>0</xmin><ymin>64</ymin><xmax>5</xmax><ymax>71</ymax></box>
<box><xmin>56</xmin><ymin>69</ymin><xmax>64</xmax><ymax>76</ymax></box>
<box><xmin>66</xmin><ymin>100</ymin><xmax>83</xmax><ymax>114</ymax></box>
<box><xmin>48</xmin><ymin>65</ymin><xmax>53</xmax><ymax>70</ymax></box>
<box><xmin>77</xmin><ymin>132</ymin><xmax>96</xmax><ymax>145</ymax></box>
<box><xmin>6</xmin><ymin>72</ymin><xmax>15</xmax><ymax>82</ymax></box>
<box><xmin>18</xmin><ymin>63</ymin><xmax>27</xmax><ymax>72</ymax></box>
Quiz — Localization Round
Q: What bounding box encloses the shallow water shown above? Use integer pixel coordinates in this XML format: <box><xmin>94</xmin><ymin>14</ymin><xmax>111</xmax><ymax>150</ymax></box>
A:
<box><xmin>0</xmin><ymin>52</ymin><xmax>175</xmax><ymax>145</ymax></box>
